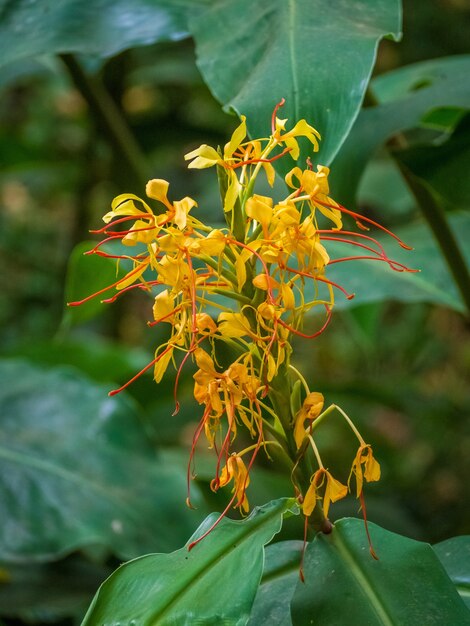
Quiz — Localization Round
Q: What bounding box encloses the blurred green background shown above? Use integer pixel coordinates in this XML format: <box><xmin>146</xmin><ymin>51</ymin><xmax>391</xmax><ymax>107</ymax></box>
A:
<box><xmin>0</xmin><ymin>0</ymin><xmax>469</xmax><ymax>621</ymax></box>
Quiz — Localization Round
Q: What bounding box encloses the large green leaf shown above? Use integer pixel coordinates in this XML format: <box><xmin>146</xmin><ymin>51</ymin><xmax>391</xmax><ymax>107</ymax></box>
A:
<box><xmin>247</xmin><ymin>541</ymin><xmax>302</xmax><ymax>626</ymax></box>
<box><xmin>62</xmin><ymin>241</ymin><xmax>125</xmax><ymax>327</ymax></box>
<box><xmin>82</xmin><ymin>498</ymin><xmax>297</xmax><ymax>626</ymax></box>
<box><xmin>189</xmin><ymin>0</ymin><xmax>401</xmax><ymax>165</ymax></box>
<box><xmin>434</xmin><ymin>536</ymin><xmax>470</xmax><ymax>610</ymax></box>
<box><xmin>291</xmin><ymin>518</ymin><xmax>470</xmax><ymax>625</ymax></box>
<box><xmin>0</xmin><ymin>359</ymin><xmax>208</xmax><ymax>562</ymax></box>
<box><xmin>322</xmin><ymin>212</ymin><xmax>470</xmax><ymax>313</ymax></box>
<box><xmin>331</xmin><ymin>55</ymin><xmax>470</xmax><ymax>206</ymax></box>
<box><xmin>0</xmin><ymin>0</ymin><xmax>190</xmax><ymax>68</ymax></box>
<box><xmin>395</xmin><ymin>112</ymin><xmax>470</xmax><ymax>212</ymax></box>
<box><xmin>0</xmin><ymin>557</ymin><xmax>111</xmax><ymax>621</ymax></box>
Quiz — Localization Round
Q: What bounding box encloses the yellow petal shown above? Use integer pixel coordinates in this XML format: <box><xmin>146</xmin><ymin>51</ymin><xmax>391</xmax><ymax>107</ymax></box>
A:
<box><xmin>146</xmin><ymin>179</ymin><xmax>170</xmax><ymax>204</ymax></box>
<box><xmin>323</xmin><ymin>471</ymin><xmax>348</xmax><ymax>518</ymax></box>
<box><xmin>154</xmin><ymin>346</ymin><xmax>174</xmax><ymax>383</ymax></box>
<box><xmin>103</xmin><ymin>198</ymin><xmax>150</xmax><ymax>224</ymax></box>
<box><xmin>284</xmin><ymin>167</ymin><xmax>302</xmax><ymax>189</ymax></box>
<box><xmin>245</xmin><ymin>194</ymin><xmax>273</xmax><ymax>227</ymax></box>
<box><xmin>364</xmin><ymin>449</ymin><xmax>381</xmax><ymax>483</ymax></box>
<box><xmin>224</xmin><ymin>115</ymin><xmax>246</xmax><ymax>158</ymax></box>
<box><xmin>116</xmin><ymin>261</ymin><xmax>148</xmax><ymax>290</ymax></box>
<box><xmin>153</xmin><ymin>289</ymin><xmax>174</xmax><ymax>322</ymax></box>
<box><xmin>194</xmin><ymin>348</ymin><xmax>217</xmax><ymax>375</ymax></box>
<box><xmin>234</xmin><ymin>251</ymin><xmax>247</xmax><ymax>291</ymax></box>
<box><xmin>223</xmin><ymin>172</ymin><xmax>241</xmax><ymax>213</ymax></box>
<box><xmin>184</xmin><ymin>144</ymin><xmax>221</xmax><ymax>168</ymax></box>
<box><xmin>173</xmin><ymin>196</ymin><xmax>197</xmax><ymax>230</ymax></box>
<box><xmin>252</xmin><ymin>273</ymin><xmax>279</xmax><ymax>291</ymax></box>
<box><xmin>218</xmin><ymin>312</ymin><xmax>250</xmax><ymax>338</ymax></box>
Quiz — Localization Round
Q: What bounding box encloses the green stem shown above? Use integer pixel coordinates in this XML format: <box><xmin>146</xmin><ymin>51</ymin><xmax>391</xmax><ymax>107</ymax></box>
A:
<box><xmin>396</xmin><ymin>161</ymin><xmax>470</xmax><ymax>316</ymax></box>
<box><xmin>365</xmin><ymin>88</ymin><xmax>470</xmax><ymax>317</ymax></box>
<box><xmin>59</xmin><ymin>54</ymin><xmax>150</xmax><ymax>189</ymax></box>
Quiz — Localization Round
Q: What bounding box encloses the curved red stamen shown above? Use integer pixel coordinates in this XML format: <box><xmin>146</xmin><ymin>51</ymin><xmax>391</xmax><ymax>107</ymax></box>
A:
<box><xmin>90</xmin><ymin>214</ymin><xmax>150</xmax><ymax>233</ymax></box>
<box><xmin>328</xmin><ymin>255</ymin><xmax>417</xmax><ymax>272</ymax></box>
<box><xmin>359</xmin><ymin>490</ymin><xmax>379</xmax><ymax>560</ymax></box>
<box><xmin>147</xmin><ymin>304</ymin><xmax>181</xmax><ymax>326</ymax></box>
<box><xmin>67</xmin><ymin>260</ymin><xmax>149</xmax><ymax>306</ymax></box>
<box><xmin>187</xmin><ymin>405</ymin><xmax>211</xmax><ymax>508</ymax></box>
<box><xmin>271</xmin><ymin>98</ymin><xmax>286</xmax><ymax>134</ymax></box>
<box><xmin>188</xmin><ymin>492</ymin><xmax>238</xmax><ymax>551</ymax></box>
<box><xmin>102</xmin><ymin>280</ymin><xmax>162</xmax><ymax>304</ymax></box>
<box><xmin>279</xmin><ymin>304</ymin><xmax>332</xmax><ymax>339</ymax></box>
<box><xmin>318</xmin><ymin>230</ymin><xmax>388</xmax><ymax>257</ymax></box>
<box><xmin>229</xmin><ymin>147</ymin><xmax>292</xmax><ymax>169</ymax></box>
<box><xmin>108</xmin><ymin>344</ymin><xmax>172</xmax><ymax>396</ymax></box>
<box><xmin>282</xmin><ymin>264</ymin><xmax>354</xmax><ymax>300</ymax></box>
<box><xmin>317</xmin><ymin>200</ymin><xmax>413</xmax><ymax>250</ymax></box>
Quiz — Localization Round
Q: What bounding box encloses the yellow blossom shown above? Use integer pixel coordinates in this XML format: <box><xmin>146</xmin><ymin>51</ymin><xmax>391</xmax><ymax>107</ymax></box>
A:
<box><xmin>217</xmin><ymin>454</ymin><xmax>251</xmax><ymax>513</ymax></box>
<box><xmin>294</xmin><ymin>392</ymin><xmax>324</xmax><ymax>448</ymax></box>
<box><xmin>302</xmin><ymin>468</ymin><xmax>347</xmax><ymax>518</ymax></box>
<box><xmin>349</xmin><ymin>444</ymin><xmax>381</xmax><ymax>497</ymax></box>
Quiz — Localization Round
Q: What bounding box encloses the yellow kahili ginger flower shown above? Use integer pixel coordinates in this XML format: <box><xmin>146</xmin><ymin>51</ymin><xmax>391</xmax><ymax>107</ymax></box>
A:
<box><xmin>294</xmin><ymin>392</ymin><xmax>324</xmax><ymax>449</ymax></box>
<box><xmin>213</xmin><ymin>454</ymin><xmax>251</xmax><ymax>514</ymax></box>
<box><xmin>349</xmin><ymin>444</ymin><xmax>381</xmax><ymax>497</ymax></box>
<box><xmin>302</xmin><ymin>468</ymin><xmax>348</xmax><ymax>518</ymax></box>
<box><xmin>70</xmin><ymin>99</ymin><xmax>414</xmax><ymax>528</ymax></box>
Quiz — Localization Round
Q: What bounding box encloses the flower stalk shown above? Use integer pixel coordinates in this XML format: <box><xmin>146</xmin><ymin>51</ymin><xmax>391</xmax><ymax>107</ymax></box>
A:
<box><xmin>69</xmin><ymin>101</ymin><xmax>415</xmax><ymax>535</ymax></box>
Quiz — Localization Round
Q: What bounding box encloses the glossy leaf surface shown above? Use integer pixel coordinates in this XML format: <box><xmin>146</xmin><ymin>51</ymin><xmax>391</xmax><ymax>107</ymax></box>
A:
<box><xmin>434</xmin><ymin>536</ymin><xmax>470</xmax><ymax>610</ymax></box>
<box><xmin>332</xmin><ymin>55</ymin><xmax>470</xmax><ymax>206</ymax></box>
<box><xmin>0</xmin><ymin>0</ymin><xmax>189</xmax><ymax>68</ymax></box>
<box><xmin>247</xmin><ymin>541</ymin><xmax>302</xmax><ymax>626</ymax></box>
<box><xmin>82</xmin><ymin>498</ymin><xmax>297</xmax><ymax>626</ymax></box>
<box><xmin>291</xmin><ymin>518</ymin><xmax>470</xmax><ymax>625</ymax></box>
<box><xmin>0</xmin><ymin>359</ymin><xmax>207</xmax><ymax>562</ymax></box>
<box><xmin>190</xmin><ymin>0</ymin><xmax>401</xmax><ymax>165</ymax></box>
<box><xmin>324</xmin><ymin>212</ymin><xmax>470</xmax><ymax>313</ymax></box>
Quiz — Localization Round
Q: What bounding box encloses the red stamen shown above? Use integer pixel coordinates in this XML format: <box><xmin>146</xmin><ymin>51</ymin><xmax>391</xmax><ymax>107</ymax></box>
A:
<box><xmin>318</xmin><ymin>229</ymin><xmax>389</xmax><ymax>257</ymax></box>
<box><xmin>328</xmin><ymin>255</ymin><xmax>417</xmax><ymax>272</ymax></box>
<box><xmin>101</xmin><ymin>280</ymin><xmax>161</xmax><ymax>304</ymax></box>
<box><xmin>187</xmin><ymin>405</ymin><xmax>211</xmax><ymax>508</ymax></box>
<box><xmin>299</xmin><ymin>514</ymin><xmax>309</xmax><ymax>583</ymax></box>
<box><xmin>147</xmin><ymin>304</ymin><xmax>181</xmax><ymax>326</ymax></box>
<box><xmin>229</xmin><ymin>147</ymin><xmax>292</xmax><ymax>169</ymax></box>
<box><xmin>282</xmin><ymin>264</ymin><xmax>354</xmax><ymax>300</ymax></box>
<box><xmin>108</xmin><ymin>344</ymin><xmax>172</xmax><ymax>396</ymax></box>
<box><xmin>359</xmin><ymin>490</ymin><xmax>379</xmax><ymax>560</ymax></box>
<box><xmin>90</xmin><ymin>215</ymin><xmax>150</xmax><ymax>233</ymax></box>
<box><xmin>279</xmin><ymin>304</ymin><xmax>332</xmax><ymax>339</ymax></box>
<box><xmin>317</xmin><ymin>199</ymin><xmax>413</xmax><ymax>250</ymax></box>
<box><xmin>271</xmin><ymin>98</ymin><xmax>286</xmax><ymax>134</ymax></box>
<box><xmin>187</xmin><ymin>492</ymin><xmax>238</xmax><ymax>551</ymax></box>
<box><xmin>67</xmin><ymin>260</ymin><xmax>149</xmax><ymax>306</ymax></box>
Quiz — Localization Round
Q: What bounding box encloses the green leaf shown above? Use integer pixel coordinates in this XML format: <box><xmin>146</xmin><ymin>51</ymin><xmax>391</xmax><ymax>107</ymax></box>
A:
<box><xmin>189</xmin><ymin>0</ymin><xmax>401</xmax><ymax>165</ymax></box>
<box><xmin>395</xmin><ymin>113</ymin><xmax>470</xmax><ymax>212</ymax></box>
<box><xmin>62</xmin><ymin>241</ymin><xmax>124</xmax><ymax>327</ymax></box>
<box><xmin>0</xmin><ymin>557</ymin><xmax>111</xmax><ymax>621</ymax></box>
<box><xmin>0</xmin><ymin>0</ymin><xmax>190</xmax><ymax>69</ymax></box>
<box><xmin>434</xmin><ymin>536</ymin><xmax>470</xmax><ymax>610</ymax></box>
<box><xmin>247</xmin><ymin>541</ymin><xmax>302</xmax><ymax>626</ymax></box>
<box><xmin>4</xmin><ymin>336</ymin><xmax>150</xmax><ymax>385</ymax></box>
<box><xmin>0</xmin><ymin>359</ymin><xmax>208</xmax><ymax>562</ymax></box>
<box><xmin>82</xmin><ymin>498</ymin><xmax>298</xmax><ymax>626</ymax></box>
<box><xmin>291</xmin><ymin>518</ymin><xmax>470</xmax><ymax>626</ymax></box>
<box><xmin>321</xmin><ymin>212</ymin><xmax>470</xmax><ymax>313</ymax></box>
<box><xmin>332</xmin><ymin>55</ymin><xmax>470</xmax><ymax>207</ymax></box>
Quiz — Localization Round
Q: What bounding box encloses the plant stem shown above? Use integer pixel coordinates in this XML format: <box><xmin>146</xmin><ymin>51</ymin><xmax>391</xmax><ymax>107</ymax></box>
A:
<box><xmin>396</xmin><ymin>161</ymin><xmax>470</xmax><ymax>315</ymax></box>
<box><xmin>59</xmin><ymin>54</ymin><xmax>150</xmax><ymax>189</ymax></box>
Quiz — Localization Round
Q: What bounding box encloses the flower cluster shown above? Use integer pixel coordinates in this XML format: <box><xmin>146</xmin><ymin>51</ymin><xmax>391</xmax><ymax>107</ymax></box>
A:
<box><xmin>70</xmin><ymin>100</ymin><xmax>414</xmax><ymax>530</ymax></box>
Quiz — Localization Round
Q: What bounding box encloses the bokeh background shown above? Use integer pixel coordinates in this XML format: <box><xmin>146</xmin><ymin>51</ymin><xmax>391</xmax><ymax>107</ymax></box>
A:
<box><xmin>0</xmin><ymin>0</ymin><xmax>469</xmax><ymax>621</ymax></box>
